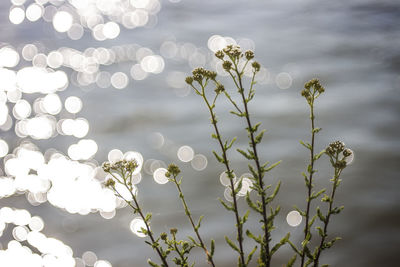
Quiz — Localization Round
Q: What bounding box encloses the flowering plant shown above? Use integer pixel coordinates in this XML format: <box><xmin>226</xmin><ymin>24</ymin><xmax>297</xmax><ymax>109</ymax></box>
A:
<box><xmin>102</xmin><ymin>45</ymin><xmax>353</xmax><ymax>267</ymax></box>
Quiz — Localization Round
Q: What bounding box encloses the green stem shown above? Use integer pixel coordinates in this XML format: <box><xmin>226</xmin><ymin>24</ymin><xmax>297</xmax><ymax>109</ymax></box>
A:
<box><xmin>200</xmin><ymin>85</ymin><xmax>246</xmax><ymax>267</ymax></box>
<box><xmin>300</xmin><ymin>93</ymin><xmax>316</xmax><ymax>267</ymax></box>
<box><xmin>171</xmin><ymin>233</ymin><xmax>187</xmax><ymax>267</ymax></box>
<box><xmin>234</xmin><ymin>67</ymin><xmax>271</xmax><ymax>267</ymax></box>
<box><xmin>313</xmin><ymin>168</ymin><xmax>342</xmax><ymax>267</ymax></box>
<box><xmin>172</xmin><ymin>175</ymin><xmax>217</xmax><ymax>267</ymax></box>
<box><xmin>116</xmin><ymin>181</ymin><xmax>169</xmax><ymax>267</ymax></box>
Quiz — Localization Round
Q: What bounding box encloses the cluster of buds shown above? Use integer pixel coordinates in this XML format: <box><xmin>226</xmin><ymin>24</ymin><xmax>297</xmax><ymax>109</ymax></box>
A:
<box><xmin>185</xmin><ymin>68</ymin><xmax>217</xmax><ymax>85</ymax></box>
<box><xmin>223</xmin><ymin>45</ymin><xmax>242</xmax><ymax>58</ymax></box>
<box><xmin>326</xmin><ymin>141</ymin><xmax>346</xmax><ymax>155</ymax></box>
<box><xmin>325</xmin><ymin>141</ymin><xmax>353</xmax><ymax>169</ymax></box>
<box><xmin>102</xmin><ymin>159</ymin><xmax>139</xmax><ymax>174</ymax></box>
<box><xmin>251</xmin><ymin>61</ymin><xmax>260</xmax><ymax>72</ymax></box>
<box><xmin>165</xmin><ymin>164</ymin><xmax>181</xmax><ymax>178</ymax></box>
<box><xmin>301</xmin><ymin>78</ymin><xmax>325</xmax><ymax>102</ymax></box>
<box><xmin>245</xmin><ymin>50</ymin><xmax>254</xmax><ymax>60</ymax></box>
<box><xmin>222</xmin><ymin>60</ymin><xmax>232</xmax><ymax>71</ymax></box>
<box><xmin>214</xmin><ymin>83</ymin><xmax>225</xmax><ymax>94</ymax></box>
<box><xmin>215</xmin><ymin>45</ymin><xmax>261</xmax><ymax>73</ymax></box>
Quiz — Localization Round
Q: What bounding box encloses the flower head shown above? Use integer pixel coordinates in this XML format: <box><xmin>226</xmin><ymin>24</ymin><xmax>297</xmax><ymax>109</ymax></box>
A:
<box><xmin>166</xmin><ymin>164</ymin><xmax>181</xmax><ymax>177</ymax></box>
<box><xmin>245</xmin><ymin>50</ymin><xmax>254</xmax><ymax>60</ymax></box>
<box><xmin>215</xmin><ymin>50</ymin><xmax>224</xmax><ymax>60</ymax></box>
<box><xmin>251</xmin><ymin>61</ymin><xmax>260</xmax><ymax>72</ymax></box>
<box><xmin>215</xmin><ymin>83</ymin><xmax>225</xmax><ymax>94</ymax></box>
<box><xmin>222</xmin><ymin>61</ymin><xmax>232</xmax><ymax>71</ymax></box>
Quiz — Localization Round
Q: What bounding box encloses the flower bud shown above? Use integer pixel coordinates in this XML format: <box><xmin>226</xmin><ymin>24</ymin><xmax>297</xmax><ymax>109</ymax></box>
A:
<box><xmin>185</xmin><ymin>76</ymin><xmax>193</xmax><ymax>85</ymax></box>
<box><xmin>215</xmin><ymin>50</ymin><xmax>224</xmax><ymax>59</ymax></box>
<box><xmin>222</xmin><ymin>61</ymin><xmax>232</xmax><ymax>71</ymax></box>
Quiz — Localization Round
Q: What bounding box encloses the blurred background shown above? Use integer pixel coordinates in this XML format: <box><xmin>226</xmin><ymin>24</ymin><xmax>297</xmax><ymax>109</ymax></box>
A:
<box><xmin>0</xmin><ymin>0</ymin><xmax>399</xmax><ymax>266</ymax></box>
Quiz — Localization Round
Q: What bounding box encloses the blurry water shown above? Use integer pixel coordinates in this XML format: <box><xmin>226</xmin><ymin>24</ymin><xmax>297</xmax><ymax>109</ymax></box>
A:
<box><xmin>1</xmin><ymin>0</ymin><xmax>399</xmax><ymax>266</ymax></box>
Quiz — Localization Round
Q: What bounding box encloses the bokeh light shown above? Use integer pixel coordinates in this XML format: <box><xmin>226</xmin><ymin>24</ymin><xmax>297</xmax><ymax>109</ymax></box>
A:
<box><xmin>286</xmin><ymin>210</ymin><xmax>302</xmax><ymax>227</ymax></box>
<box><xmin>26</xmin><ymin>3</ymin><xmax>43</xmax><ymax>22</ymax></box>
<box><xmin>0</xmin><ymin>47</ymin><xmax>20</xmax><ymax>68</ymax></box>
<box><xmin>275</xmin><ymin>72</ymin><xmax>292</xmax><ymax>89</ymax></box>
<box><xmin>153</xmin><ymin>167</ymin><xmax>169</xmax><ymax>184</ymax></box>
<box><xmin>0</xmin><ymin>139</ymin><xmax>9</xmax><ymax>157</ymax></box>
<box><xmin>53</xmin><ymin>11</ymin><xmax>73</xmax><ymax>33</ymax></box>
<box><xmin>110</xmin><ymin>72</ymin><xmax>129</xmax><ymax>89</ymax></box>
<box><xmin>219</xmin><ymin>171</ymin><xmax>236</xmax><ymax>187</ymax></box>
<box><xmin>9</xmin><ymin>6</ymin><xmax>25</xmax><ymax>25</ymax></box>
<box><xmin>65</xmin><ymin>96</ymin><xmax>82</xmax><ymax>114</ymax></box>
<box><xmin>129</xmin><ymin>217</ymin><xmax>147</xmax><ymax>238</ymax></box>
<box><xmin>191</xmin><ymin>154</ymin><xmax>207</xmax><ymax>171</ymax></box>
<box><xmin>177</xmin><ymin>145</ymin><xmax>194</xmax><ymax>162</ymax></box>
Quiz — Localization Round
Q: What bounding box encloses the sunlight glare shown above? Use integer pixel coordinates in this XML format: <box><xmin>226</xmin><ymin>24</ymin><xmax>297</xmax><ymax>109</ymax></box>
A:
<box><xmin>53</xmin><ymin>11</ymin><xmax>73</xmax><ymax>33</ymax></box>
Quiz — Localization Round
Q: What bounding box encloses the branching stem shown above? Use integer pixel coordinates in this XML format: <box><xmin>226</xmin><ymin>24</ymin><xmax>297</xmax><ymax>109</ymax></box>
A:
<box><xmin>171</xmin><ymin>174</ymin><xmax>216</xmax><ymax>267</ymax></box>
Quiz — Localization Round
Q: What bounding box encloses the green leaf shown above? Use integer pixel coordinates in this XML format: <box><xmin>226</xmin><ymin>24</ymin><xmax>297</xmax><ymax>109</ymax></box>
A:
<box><xmin>302</xmin><ymin>172</ymin><xmax>310</xmax><ymax>187</ymax></box>
<box><xmin>331</xmin><ymin>206</ymin><xmax>344</xmax><ymax>215</ymax></box>
<box><xmin>307</xmin><ymin>164</ymin><xmax>313</xmax><ymax>174</ymax></box>
<box><xmin>246</xmin><ymin>194</ymin><xmax>262</xmax><ymax>213</ymax></box>
<box><xmin>219</xmin><ymin>198</ymin><xmax>234</xmax><ymax>211</ymax></box>
<box><xmin>313</xmin><ymin>149</ymin><xmax>326</xmax><ymax>161</ymax></box>
<box><xmin>212</xmin><ymin>151</ymin><xmax>224</xmax><ymax>163</ymax></box>
<box><xmin>286</xmin><ymin>254</ymin><xmax>297</xmax><ymax>267</ymax></box>
<box><xmin>321</xmin><ymin>194</ymin><xmax>330</xmax><ymax>203</ymax></box>
<box><xmin>237</xmin><ymin>148</ymin><xmax>253</xmax><ymax>160</ymax></box>
<box><xmin>246</xmin><ymin>245</ymin><xmax>258</xmax><ymax>265</ymax></box>
<box><xmin>271</xmin><ymin>232</ymin><xmax>290</xmax><ymax>255</ymax></box>
<box><xmin>251</xmin><ymin>122</ymin><xmax>261</xmax><ymax>133</ymax></box>
<box><xmin>226</xmin><ymin>137</ymin><xmax>237</xmax><ymax>150</ymax></box>
<box><xmin>308</xmin><ymin>214</ymin><xmax>317</xmax><ymax>228</ymax></box>
<box><xmin>196</xmin><ymin>215</ymin><xmax>204</xmax><ymax>230</ymax></box>
<box><xmin>311</xmin><ymin>189</ymin><xmax>326</xmax><ymax>200</ymax></box>
<box><xmin>312</xmin><ymin>127</ymin><xmax>322</xmax><ymax>133</ymax></box>
<box><xmin>255</xmin><ymin>129</ymin><xmax>266</xmax><ymax>144</ymax></box>
<box><xmin>234</xmin><ymin>179</ymin><xmax>243</xmax><ymax>195</ymax></box>
<box><xmin>246</xmin><ymin>229</ymin><xmax>261</xmax><ymax>243</ymax></box>
<box><xmin>242</xmin><ymin>210</ymin><xmax>250</xmax><ymax>224</ymax></box>
<box><xmin>225</xmin><ymin>236</ymin><xmax>240</xmax><ymax>253</ymax></box>
<box><xmin>266</xmin><ymin>181</ymin><xmax>281</xmax><ymax>204</ymax></box>
<box><xmin>247</xmin><ymin>149</ymin><xmax>255</xmax><ymax>159</ymax></box>
<box><xmin>147</xmin><ymin>259</ymin><xmax>160</xmax><ymax>267</ymax></box>
<box><xmin>293</xmin><ymin>206</ymin><xmax>306</xmax><ymax>216</ymax></box>
<box><xmin>261</xmin><ymin>160</ymin><xmax>270</xmax><ymax>169</ymax></box>
<box><xmin>287</xmin><ymin>240</ymin><xmax>301</xmax><ymax>255</ymax></box>
<box><xmin>210</xmin><ymin>239</ymin><xmax>215</xmax><ymax>256</ymax></box>
<box><xmin>230</xmin><ymin>110</ymin><xmax>244</xmax><ymax>117</ymax></box>
<box><xmin>300</xmin><ymin>140</ymin><xmax>312</xmax><ymax>150</ymax></box>
<box><xmin>145</xmin><ymin>213</ymin><xmax>152</xmax><ymax>222</ymax></box>
<box><xmin>188</xmin><ymin>236</ymin><xmax>200</xmax><ymax>246</ymax></box>
<box><xmin>264</xmin><ymin>160</ymin><xmax>282</xmax><ymax>172</ymax></box>
<box><xmin>317</xmin><ymin>207</ymin><xmax>326</xmax><ymax>223</ymax></box>
<box><xmin>316</xmin><ymin>226</ymin><xmax>325</xmax><ymax>237</ymax></box>
<box><xmin>248</xmin><ymin>164</ymin><xmax>258</xmax><ymax>180</ymax></box>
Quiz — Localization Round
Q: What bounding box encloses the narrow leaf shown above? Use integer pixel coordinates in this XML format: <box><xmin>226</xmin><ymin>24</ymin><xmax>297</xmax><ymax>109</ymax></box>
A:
<box><xmin>225</xmin><ymin>236</ymin><xmax>240</xmax><ymax>253</ymax></box>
